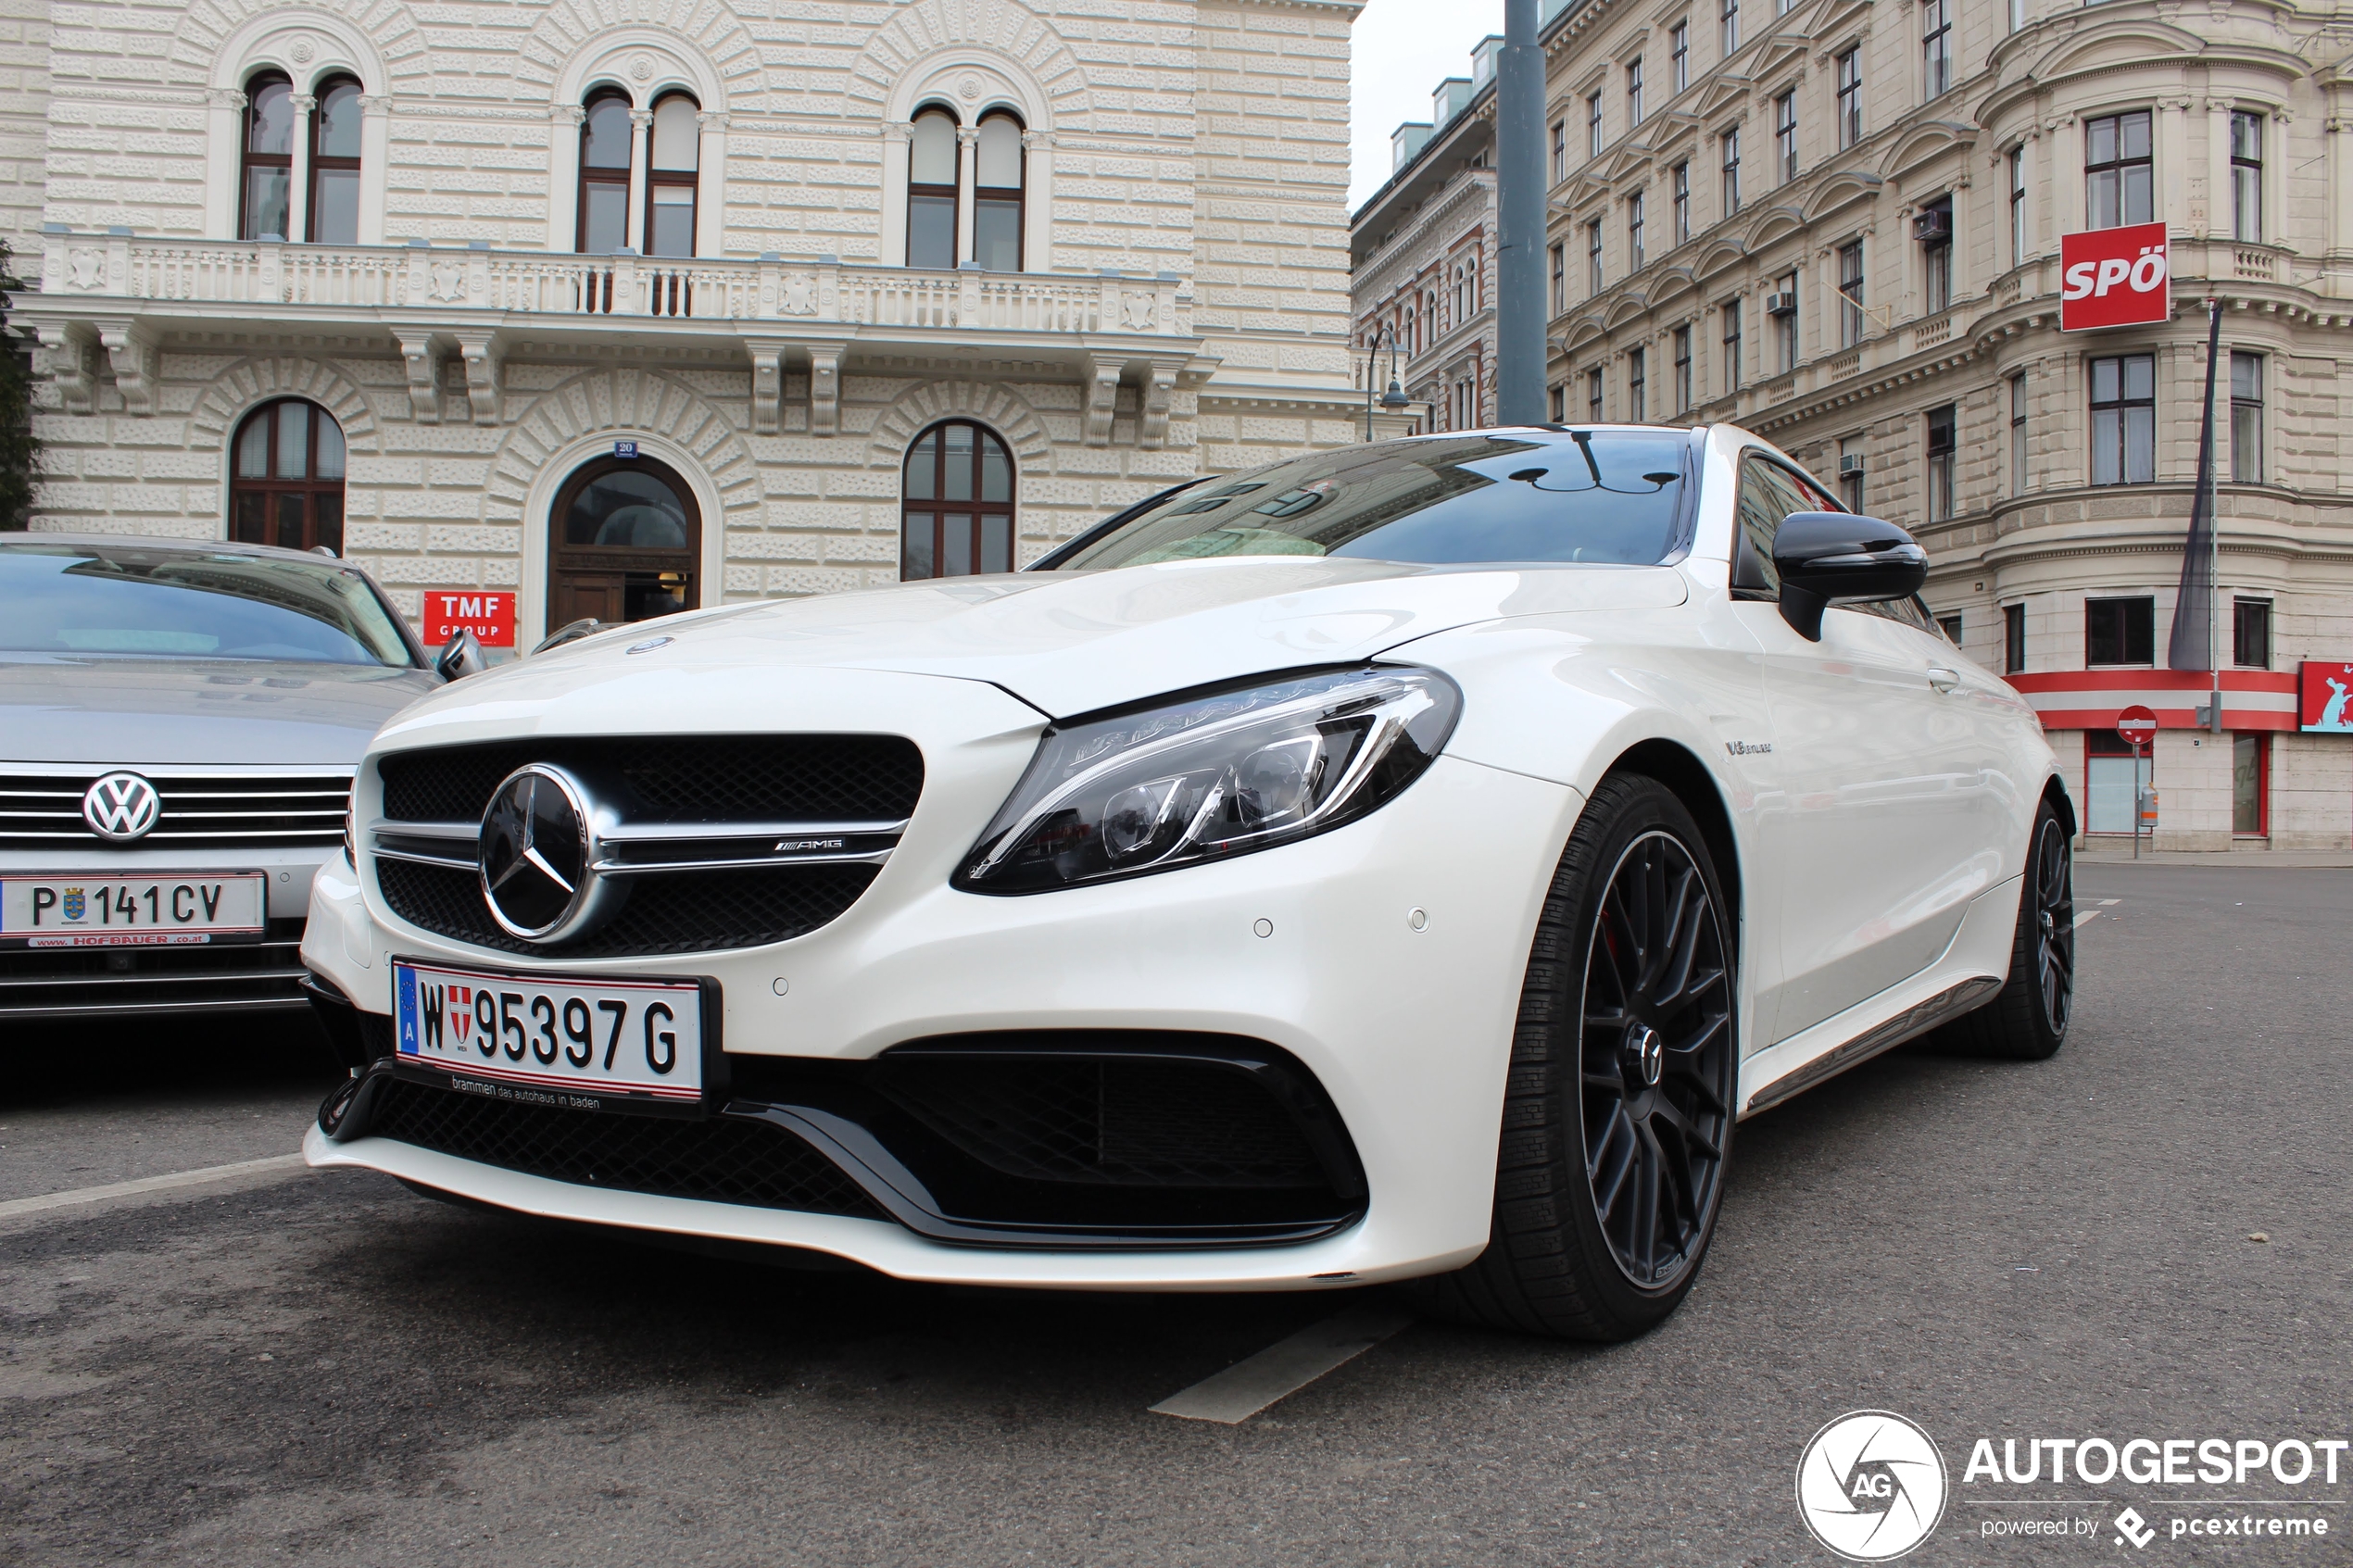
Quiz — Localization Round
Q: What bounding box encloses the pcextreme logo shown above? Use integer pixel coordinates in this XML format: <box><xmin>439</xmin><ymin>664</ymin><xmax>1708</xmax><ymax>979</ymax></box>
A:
<box><xmin>1796</xmin><ymin>1411</ymin><xmax>1950</xmax><ymax>1562</ymax></box>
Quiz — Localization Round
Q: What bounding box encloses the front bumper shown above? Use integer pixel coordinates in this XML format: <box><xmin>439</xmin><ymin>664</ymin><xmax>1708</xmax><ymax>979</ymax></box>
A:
<box><xmin>1</xmin><ymin>846</ymin><xmax>332</xmax><ymax>1022</ymax></box>
<box><xmin>302</xmin><ymin>750</ymin><xmax>1583</xmax><ymax>1289</ymax></box>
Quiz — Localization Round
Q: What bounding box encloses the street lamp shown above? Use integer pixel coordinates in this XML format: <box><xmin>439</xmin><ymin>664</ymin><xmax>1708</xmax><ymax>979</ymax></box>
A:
<box><xmin>1365</xmin><ymin>326</ymin><xmax>1409</xmax><ymax>442</ymax></box>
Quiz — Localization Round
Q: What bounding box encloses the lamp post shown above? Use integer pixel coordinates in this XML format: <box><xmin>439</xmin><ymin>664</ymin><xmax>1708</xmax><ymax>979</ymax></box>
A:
<box><xmin>1365</xmin><ymin>326</ymin><xmax>1409</xmax><ymax>442</ymax></box>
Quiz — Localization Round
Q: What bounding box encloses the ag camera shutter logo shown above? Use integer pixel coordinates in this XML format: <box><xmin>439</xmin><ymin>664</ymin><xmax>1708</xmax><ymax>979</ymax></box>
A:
<box><xmin>1796</xmin><ymin>1411</ymin><xmax>1950</xmax><ymax>1562</ymax></box>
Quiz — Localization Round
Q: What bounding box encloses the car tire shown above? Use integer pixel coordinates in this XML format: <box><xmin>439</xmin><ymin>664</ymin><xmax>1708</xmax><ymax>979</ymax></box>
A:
<box><xmin>1933</xmin><ymin>797</ymin><xmax>2075</xmax><ymax>1062</ymax></box>
<box><xmin>1401</xmin><ymin>773</ymin><xmax>1739</xmax><ymax>1341</ymax></box>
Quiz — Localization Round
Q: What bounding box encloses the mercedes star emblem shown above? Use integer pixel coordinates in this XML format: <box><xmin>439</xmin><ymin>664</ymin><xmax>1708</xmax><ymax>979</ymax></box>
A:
<box><xmin>478</xmin><ymin>764</ymin><xmax>607</xmax><ymax>942</ymax></box>
<box><xmin>82</xmin><ymin>771</ymin><xmax>162</xmax><ymax>842</ymax></box>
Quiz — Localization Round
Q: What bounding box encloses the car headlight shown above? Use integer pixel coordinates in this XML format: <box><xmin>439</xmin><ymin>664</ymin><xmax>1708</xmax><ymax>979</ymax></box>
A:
<box><xmin>955</xmin><ymin>665</ymin><xmax>1462</xmax><ymax>894</ymax></box>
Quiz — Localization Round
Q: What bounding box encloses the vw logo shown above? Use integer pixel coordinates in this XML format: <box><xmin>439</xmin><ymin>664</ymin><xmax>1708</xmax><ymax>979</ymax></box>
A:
<box><xmin>82</xmin><ymin>772</ymin><xmax>161</xmax><ymax>842</ymax></box>
<box><xmin>478</xmin><ymin>764</ymin><xmax>613</xmax><ymax>943</ymax></box>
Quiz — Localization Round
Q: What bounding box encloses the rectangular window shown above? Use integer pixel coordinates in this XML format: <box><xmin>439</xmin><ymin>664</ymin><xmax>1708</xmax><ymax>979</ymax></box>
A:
<box><xmin>1925</xmin><ymin>403</ymin><xmax>1957</xmax><ymax>521</ymax></box>
<box><xmin>2231</xmin><ymin>351</ymin><xmax>2264</xmax><ymax>483</ymax></box>
<box><xmin>1589</xmin><ymin>92</ymin><xmax>1604</xmax><ymax>158</ymax></box>
<box><xmin>2004</xmin><ymin>602</ymin><xmax>2027</xmax><ymax>674</ymax></box>
<box><xmin>1551</xmin><ymin>242</ymin><xmax>1567</xmax><ymax>314</ymax></box>
<box><xmin>2007</xmin><ymin>0</ymin><xmax>2025</xmax><ymax>31</ymax></box>
<box><xmin>1839</xmin><ymin>435</ymin><xmax>1865</xmax><ymax>511</ymax></box>
<box><xmin>1838</xmin><ymin>240</ymin><xmax>1866</xmax><ymax>346</ymax></box>
<box><xmin>2009</xmin><ymin>371</ymin><xmax>2028</xmax><ymax>495</ymax></box>
<box><xmin>2085</xmin><ymin>110</ymin><xmax>2154</xmax><ymax>229</ymax></box>
<box><xmin>1550</xmin><ymin>382</ymin><xmax>1567</xmax><ymax>421</ymax></box>
<box><xmin>1672</xmin><ymin>22</ymin><xmax>1691</xmax><ymax>94</ymax></box>
<box><xmin>1629</xmin><ymin>345</ymin><xmax>1648</xmax><ymax>422</ymax></box>
<box><xmin>1628</xmin><ymin>58</ymin><xmax>1646</xmax><ymax>128</ymax></box>
<box><xmin>1773</xmin><ymin>271</ymin><xmax>1798</xmax><ymax>371</ymax></box>
<box><xmin>2008</xmin><ymin>145</ymin><xmax>2028</xmax><ymax>266</ymax></box>
<box><xmin>2233</xmin><ymin>596</ymin><xmax>2272</xmax><ymax>670</ymax></box>
<box><xmin>1921</xmin><ymin>194</ymin><xmax>1953</xmax><ymax>313</ymax></box>
<box><xmin>1588</xmin><ymin>218</ymin><xmax>1604</xmax><ymax>295</ymax></box>
<box><xmin>2085</xmin><ymin>596</ymin><xmax>2156</xmax><ymax>666</ymax></box>
<box><xmin>1629</xmin><ymin>191</ymin><xmax>1646</xmax><ymax>271</ymax></box>
<box><xmin>1836</xmin><ymin>48</ymin><xmax>1862</xmax><ymax>149</ymax></box>
<box><xmin>1936</xmin><ymin>612</ymin><xmax>1963</xmax><ymax>645</ymax></box>
<box><xmin>2089</xmin><ymin>352</ymin><xmax>2156</xmax><ymax>484</ymax></box>
<box><xmin>1674</xmin><ymin>323</ymin><xmax>1694</xmax><ymax>411</ymax></box>
<box><xmin>1588</xmin><ymin>366</ymin><xmax>1605</xmax><ymax>421</ymax></box>
<box><xmin>2233</xmin><ymin>733</ymin><xmax>2268</xmax><ymax>834</ymax></box>
<box><xmin>1553</xmin><ymin>119</ymin><xmax>1568</xmax><ymax>184</ymax></box>
<box><xmin>1720</xmin><ymin>0</ymin><xmax>1741</xmax><ymax>58</ymax></box>
<box><xmin>1721</xmin><ymin>297</ymin><xmax>1743</xmax><ymax>394</ymax></box>
<box><xmin>1775</xmin><ymin>92</ymin><xmax>1798</xmax><ymax>184</ymax></box>
<box><xmin>1922</xmin><ymin>0</ymin><xmax>1953</xmax><ymax>99</ymax></box>
<box><xmin>1673</xmin><ymin>162</ymin><xmax>1692</xmax><ymax>245</ymax></box>
<box><xmin>2231</xmin><ymin>111</ymin><xmax>2263</xmax><ymax>242</ymax></box>
<box><xmin>1720</xmin><ymin>129</ymin><xmax>1742</xmax><ymax>217</ymax></box>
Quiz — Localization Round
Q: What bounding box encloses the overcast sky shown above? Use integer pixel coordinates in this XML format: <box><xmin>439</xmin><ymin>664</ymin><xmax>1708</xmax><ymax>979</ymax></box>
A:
<box><xmin>1347</xmin><ymin>0</ymin><xmax>1507</xmax><ymax>213</ymax></box>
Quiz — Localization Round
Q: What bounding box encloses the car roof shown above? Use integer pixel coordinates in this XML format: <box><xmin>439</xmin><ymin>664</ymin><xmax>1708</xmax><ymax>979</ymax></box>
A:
<box><xmin>0</xmin><ymin>532</ymin><xmax>346</xmax><ymax>565</ymax></box>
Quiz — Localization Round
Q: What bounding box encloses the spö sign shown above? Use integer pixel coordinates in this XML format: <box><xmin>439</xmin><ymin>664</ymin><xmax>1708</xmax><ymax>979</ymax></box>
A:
<box><xmin>2061</xmin><ymin>220</ymin><xmax>2171</xmax><ymax>331</ymax></box>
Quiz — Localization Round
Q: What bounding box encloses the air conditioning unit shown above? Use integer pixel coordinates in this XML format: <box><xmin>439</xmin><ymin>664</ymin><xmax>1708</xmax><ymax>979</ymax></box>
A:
<box><xmin>1839</xmin><ymin>454</ymin><xmax>1866</xmax><ymax>475</ymax></box>
<box><xmin>1764</xmin><ymin>290</ymin><xmax>1797</xmax><ymax>317</ymax></box>
<box><xmin>1913</xmin><ymin>207</ymin><xmax>1953</xmax><ymax>244</ymax></box>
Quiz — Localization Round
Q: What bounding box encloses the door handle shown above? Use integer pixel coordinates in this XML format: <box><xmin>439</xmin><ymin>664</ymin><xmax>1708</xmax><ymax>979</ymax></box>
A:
<box><xmin>1927</xmin><ymin>666</ymin><xmax>1960</xmax><ymax>693</ymax></box>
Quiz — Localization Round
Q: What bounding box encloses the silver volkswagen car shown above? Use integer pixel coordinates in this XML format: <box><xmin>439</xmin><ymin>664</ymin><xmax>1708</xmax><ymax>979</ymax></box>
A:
<box><xmin>1</xmin><ymin>535</ymin><xmax>454</xmax><ymax>1031</ymax></box>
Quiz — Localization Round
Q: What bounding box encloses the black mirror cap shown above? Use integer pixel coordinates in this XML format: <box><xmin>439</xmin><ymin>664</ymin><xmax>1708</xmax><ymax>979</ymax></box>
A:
<box><xmin>434</xmin><ymin>627</ymin><xmax>487</xmax><ymax>682</ymax></box>
<box><xmin>1772</xmin><ymin>511</ymin><xmax>1928</xmax><ymax>641</ymax></box>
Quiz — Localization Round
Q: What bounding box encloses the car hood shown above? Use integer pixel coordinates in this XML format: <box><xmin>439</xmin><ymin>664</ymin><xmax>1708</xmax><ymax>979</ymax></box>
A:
<box><xmin>409</xmin><ymin>557</ymin><xmax>1691</xmax><ymax>723</ymax></box>
<box><xmin>0</xmin><ymin>655</ymin><xmax>440</xmax><ymax>766</ymax></box>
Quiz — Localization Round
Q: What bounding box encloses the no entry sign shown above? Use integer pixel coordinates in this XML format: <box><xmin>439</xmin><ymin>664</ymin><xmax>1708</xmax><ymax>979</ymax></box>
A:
<box><xmin>2116</xmin><ymin>704</ymin><xmax>2158</xmax><ymax>746</ymax></box>
<box><xmin>2061</xmin><ymin>222</ymin><xmax>2171</xmax><ymax>332</ymax></box>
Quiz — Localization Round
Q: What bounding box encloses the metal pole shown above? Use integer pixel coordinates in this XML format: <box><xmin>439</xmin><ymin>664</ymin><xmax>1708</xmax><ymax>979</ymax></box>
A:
<box><xmin>1495</xmin><ymin>0</ymin><xmax>1547</xmax><ymax>425</ymax></box>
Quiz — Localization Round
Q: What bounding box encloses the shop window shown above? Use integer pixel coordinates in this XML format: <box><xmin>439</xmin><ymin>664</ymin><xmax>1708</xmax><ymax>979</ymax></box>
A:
<box><xmin>2084</xmin><ymin>731</ymin><xmax>2142</xmax><ymax>834</ymax></box>
<box><xmin>2233</xmin><ymin>597</ymin><xmax>2271</xmax><ymax>669</ymax></box>
<box><xmin>2004</xmin><ymin>602</ymin><xmax>2026</xmax><ymax>674</ymax></box>
<box><xmin>308</xmin><ymin>77</ymin><xmax>363</xmax><ymax>245</ymax></box>
<box><xmin>2085</xmin><ymin>596</ymin><xmax>2155</xmax><ymax>667</ymax></box>
<box><xmin>229</xmin><ymin>399</ymin><xmax>346</xmax><ymax>554</ymax></box>
<box><xmin>902</xmin><ymin>421</ymin><xmax>1015</xmax><ymax>579</ymax></box>
<box><xmin>2232</xmin><ymin>733</ymin><xmax>2267</xmax><ymax>834</ymax></box>
<box><xmin>241</xmin><ymin>73</ymin><xmax>295</xmax><ymax>241</ymax></box>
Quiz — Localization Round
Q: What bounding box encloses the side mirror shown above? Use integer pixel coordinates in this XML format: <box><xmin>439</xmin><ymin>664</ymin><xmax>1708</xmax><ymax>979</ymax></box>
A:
<box><xmin>434</xmin><ymin>628</ymin><xmax>486</xmax><ymax>682</ymax></box>
<box><xmin>1771</xmin><ymin>512</ymin><xmax>1928</xmax><ymax>641</ymax></box>
<box><xmin>532</xmin><ymin>618</ymin><xmax>603</xmax><ymax>656</ymax></box>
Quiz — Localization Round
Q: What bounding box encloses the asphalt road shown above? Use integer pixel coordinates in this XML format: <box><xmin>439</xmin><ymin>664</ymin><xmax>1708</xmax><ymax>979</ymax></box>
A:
<box><xmin>3</xmin><ymin>862</ymin><xmax>2346</xmax><ymax>1566</ymax></box>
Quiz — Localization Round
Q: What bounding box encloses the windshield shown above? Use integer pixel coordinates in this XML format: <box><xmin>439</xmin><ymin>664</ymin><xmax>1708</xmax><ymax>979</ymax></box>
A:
<box><xmin>1053</xmin><ymin>432</ymin><xmax>1692</xmax><ymax>571</ymax></box>
<box><xmin>0</xmin><ymin>544</ymin><xmax>417</xmax><ymax>666</ymax></box>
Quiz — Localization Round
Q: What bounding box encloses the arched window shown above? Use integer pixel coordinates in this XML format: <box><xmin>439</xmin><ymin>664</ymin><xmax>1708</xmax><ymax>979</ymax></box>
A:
<box><xmin>908</xmin><ymin>107</ymin><xmax>959</xmax><ymax>270</ymax></box>
<box><xmin>973</xmin><ymin>111</ymin><xmax>1025</xmax><ymax>271</ymax></box>
<box><xmin>647</xmin><ymin>93</ymin><xmax>700</xmax><ymax>257</ymax></box>
<box><xmin>230</xmin><ymin>399</ymin><xmax>346</xmax><ymax>554</ymax></box>
<box><xmin>901</xmin><ymin>421</ymin><xmax>1014</xmax><ymax>579</ymax></box>
<box><xmin>309</xmin><ymin>76</ymin><xmax>363</xmax><ymax>245</ymax></box>
<box><xmin>240</xmin><ymin>73</ymin><xmax>294</xmax><ymax>241</ymax></box>
<box><xmin>578</xmin><ymin>90</ymin><xmax>634</xmax><ymax>254</ymax></box>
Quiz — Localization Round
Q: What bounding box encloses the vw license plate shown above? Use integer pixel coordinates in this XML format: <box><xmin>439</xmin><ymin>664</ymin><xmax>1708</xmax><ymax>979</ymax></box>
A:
<box><xmin>0</xmin><ymin>872</ymin><xmax>266</xmax><ymax>947</ymax></box>
<box><xmin>393</xmin><ymin>960</ymin><xmax>706</xmax><ymax>1105</ymax></box>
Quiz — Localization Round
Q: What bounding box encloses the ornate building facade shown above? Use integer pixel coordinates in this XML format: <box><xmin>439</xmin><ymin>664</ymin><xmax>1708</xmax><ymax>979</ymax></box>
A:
<box><xmin>11</xmin><ymin>0</ymin><xmax>1365</xmax><ymax>650</ymax></box>
<box><xmin>1355</xmin><ymin>0</ymin><xmax>2353</xmax><ymax>852</ymax></box>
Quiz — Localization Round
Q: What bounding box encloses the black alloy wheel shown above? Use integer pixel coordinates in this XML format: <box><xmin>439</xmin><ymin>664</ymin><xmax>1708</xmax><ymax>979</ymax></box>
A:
<box><xmin>2028</xmin><ymin>814</ymin><xmax>2075</xmax><ymax>1037</ymax></box>
<box><xmin>1579</xmin><ymin>829</ymin><xmax>1737</xmax><ymax>1289</ymax></box>
<box><xmin>1401</xmin><ymin>773</ymin><xmax>1740</xmax><ymax>1341</ymax></box>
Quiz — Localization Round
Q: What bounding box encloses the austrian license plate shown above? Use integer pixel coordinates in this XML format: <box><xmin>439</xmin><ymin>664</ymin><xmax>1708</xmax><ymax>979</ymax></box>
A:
<box><xmin>393</xmin><ymin>960</ymin><xmax>708</xmax><ymax>1107</ymax></box>
<box><xmin>0</xmin><ymin>872</ymin><xmax>266</xmax><ymax>948</ymax></box>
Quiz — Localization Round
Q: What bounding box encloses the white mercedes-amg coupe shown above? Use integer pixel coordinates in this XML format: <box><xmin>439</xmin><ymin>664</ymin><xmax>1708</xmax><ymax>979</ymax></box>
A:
<box><xmin>301</xmin><ymin>423</ymin><xmax>2075</xmax><ymax>1340</ymax></box>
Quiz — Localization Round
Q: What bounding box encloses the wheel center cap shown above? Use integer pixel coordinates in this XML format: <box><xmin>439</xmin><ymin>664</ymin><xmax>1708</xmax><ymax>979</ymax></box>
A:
<box><xmin>1626</xmin><ymin>1023</ymin><xmax>1664</xmax><ymax>1088</ymax></box>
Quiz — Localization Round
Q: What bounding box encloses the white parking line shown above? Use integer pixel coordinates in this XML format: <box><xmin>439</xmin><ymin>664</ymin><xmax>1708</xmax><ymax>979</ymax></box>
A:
<box><xmin>2098</xmin><ymin>898</ymin><xmax>2121</xmax><ymax>907</ymax></box>
<box><xmin>0</xmin><ymin>1154</ymin><xmax>308</xmax><ymax>1223</ymax></box>
<box><xmin>1150</xmin><ymin>1304</ymin><xmax>1413</xmax><ymax>1424</ymax></box>
<box><xmin>2073</xmin><ymin>909</ymin><xmax>2102</xmax><ymax>930</ymax></box>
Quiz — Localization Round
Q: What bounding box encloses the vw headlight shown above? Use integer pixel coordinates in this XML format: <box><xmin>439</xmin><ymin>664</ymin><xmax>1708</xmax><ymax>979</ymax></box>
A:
<box><xmin>956</xmin><ymin>665</ymin><xmax>1462</xmax><ymax>894</ymax></box>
